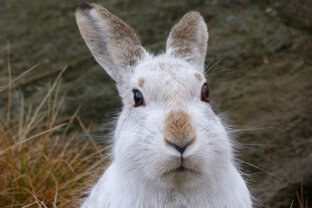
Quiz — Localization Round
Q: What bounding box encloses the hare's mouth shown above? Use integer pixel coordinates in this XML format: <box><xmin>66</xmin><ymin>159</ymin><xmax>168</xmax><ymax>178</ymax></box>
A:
<box><xmin>173</xmin><ymin>166</ymin><xmax>188</xmax><ymax>173</ymax></box>
<box><xmin>175</xmin><ymin>166</ymin><xmax>186</xmax><ymax>172</ymax></box>
<box><xmin>163</xmin><ymin>165</ymin><xmax>199</xmax><ymax>177</ymax></box>
<box><xmin>173</xmin><ymin>166</ymin><xmax>198</xmax><ymax>174</ymax></box>
<box><xmin>161</xmin><ymin>156</ymin><xmax>201</xmax><ymax>178</ymax></box>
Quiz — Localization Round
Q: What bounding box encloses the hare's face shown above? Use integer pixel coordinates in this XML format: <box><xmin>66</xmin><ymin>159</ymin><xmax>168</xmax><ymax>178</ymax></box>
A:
<box><xmin>114</xmin><ymin>56</ymin><xmax>231</xmax><ymax>186</ymax></box>
<box><xmin>76</xmin><ymin>3</ymin><xmax>231</xmax><ymax>186</ymax></box>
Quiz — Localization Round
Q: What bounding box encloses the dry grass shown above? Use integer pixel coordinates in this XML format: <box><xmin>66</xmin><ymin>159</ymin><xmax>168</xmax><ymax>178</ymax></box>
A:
<box><xmin>0</xmin><ymin>45</ymin><xmax>109</xmax><ymax>208</ymax></box>
<box><xmin>295</xmin><ymin>182</ymin><xmax>310</xmax><ymax>208</ymax></box>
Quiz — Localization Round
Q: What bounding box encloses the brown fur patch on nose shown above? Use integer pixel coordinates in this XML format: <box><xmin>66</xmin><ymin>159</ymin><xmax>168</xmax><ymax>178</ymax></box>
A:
<box><xmin>164</xmin><ymin>110</ymin><xmax>196</xmax><ymax>145</ymax></box>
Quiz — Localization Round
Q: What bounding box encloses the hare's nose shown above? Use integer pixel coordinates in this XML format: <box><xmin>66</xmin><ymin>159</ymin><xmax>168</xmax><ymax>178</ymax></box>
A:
<box><xmin>164</xmin><ymin>110</ymin><xmax>196</xmax><ymax>155</ymax></box>
<box><xmin>166</xmin><ymin>140</ymin><xmax>193</xmax><ymax>155</ymax></box>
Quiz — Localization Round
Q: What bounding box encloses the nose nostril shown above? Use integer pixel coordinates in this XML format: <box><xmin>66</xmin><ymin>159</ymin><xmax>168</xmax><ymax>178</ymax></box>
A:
<box><xmin>167</xmin><ymin>141</ymin><xmax>193</xmax><ymax>155</ymax></box>
<box><xmin>174</xmin><ymin>143</ymin><xmax>186</xmax><ymax>154</ymax></box>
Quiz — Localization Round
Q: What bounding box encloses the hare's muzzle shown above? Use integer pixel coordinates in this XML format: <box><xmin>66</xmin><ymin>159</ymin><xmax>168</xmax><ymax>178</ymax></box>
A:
<box><xmin>164</xmin><ymin>110</ymin><xmax>196</xmax><ymax>155</ymax></box>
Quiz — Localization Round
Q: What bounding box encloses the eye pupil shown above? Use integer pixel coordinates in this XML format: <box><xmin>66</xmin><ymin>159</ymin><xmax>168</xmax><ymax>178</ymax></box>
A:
<box><xmin>133</xmin><ymin>89</ymin><xmax>144</xmax><ymax>107</ymax></box>
<box><xmin>203</xmin><ymin>85</ymin><xmax>208</xmax><ymax>96</ymax></box>
<box><xmin>201</xmin><ymin>83</ymin><xmax>210</xmax><ymax>102</ymax></box>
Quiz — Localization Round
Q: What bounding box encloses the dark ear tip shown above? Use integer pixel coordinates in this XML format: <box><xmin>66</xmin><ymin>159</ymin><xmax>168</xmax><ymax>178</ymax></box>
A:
<box><xmin>75</xmin><ymin>2</ymin><xmax>92</xmax><ymax>10</ymax></box>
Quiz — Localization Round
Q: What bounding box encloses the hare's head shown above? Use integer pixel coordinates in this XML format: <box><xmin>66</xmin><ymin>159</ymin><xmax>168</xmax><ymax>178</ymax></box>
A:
<box><xmin>76</xmin><ymin>3</ymin><xmax>232</xmax><ymax>187</ymax></box>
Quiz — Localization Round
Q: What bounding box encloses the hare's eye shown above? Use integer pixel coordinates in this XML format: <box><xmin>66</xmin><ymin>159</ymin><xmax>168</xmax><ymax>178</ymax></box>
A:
<box><xmin>133</xmin><ymin>89</ymin><xmax>145</xmax><ymax>107</ymax></box>
<box><xmin>201</xmin><ymin>83</ymin><xmax>210</xmax><ymax>102</ymax></box>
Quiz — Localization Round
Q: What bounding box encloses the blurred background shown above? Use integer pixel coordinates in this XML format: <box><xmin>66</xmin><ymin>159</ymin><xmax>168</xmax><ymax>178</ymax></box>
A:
<box><xmin>1</xmin><ymin>0</ymin><xmax>311</xmax><ymax>207</ymax></box>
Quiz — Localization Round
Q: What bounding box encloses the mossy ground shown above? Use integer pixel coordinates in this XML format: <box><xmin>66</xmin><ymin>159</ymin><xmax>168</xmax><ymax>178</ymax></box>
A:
<box><xmin>1</xmin><ymin>0</ymin><xmax>311</xmax><ymax>207</ymax></box>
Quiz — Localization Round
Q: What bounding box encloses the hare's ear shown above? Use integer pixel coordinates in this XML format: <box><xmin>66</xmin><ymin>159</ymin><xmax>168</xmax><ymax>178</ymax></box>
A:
<box><xmin>75</xmin><ymin>3</ymin><xmax>146</xmax><ymax>84</ymax></box>
<box><xmin>166</xmin><ymin>11</ymin><xmax>208</xmax><ymax>71</ymax></box>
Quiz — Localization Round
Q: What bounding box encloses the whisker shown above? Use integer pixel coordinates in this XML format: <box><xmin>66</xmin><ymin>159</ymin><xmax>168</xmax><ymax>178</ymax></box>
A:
<box><xmin>206</xmin><ymin>67</ymin><xmax>235</xmax><ymax>76</ymax></box>
<box><xmin>237</xmin><ymin>145</ymin><xmax>258</xmax><ymax>151</ymax></box>
<box><xmin>236</xmin><ymin>159</ymin><xmax>280</xmax><ymax>180</ymax></box>
<box><xmin>205</xmin><ymin>42</ymin><xmax>222</xmax><ymax>73</ymax></box>
<box><xmin>240</xmin><ymin>143</ymin><xmax>276</xmax><ymax>146</ymax></box>
<box><xmin>205</xmin><ymin>56</ymin><xmax>225</xmax><ymax>74</ymax></box>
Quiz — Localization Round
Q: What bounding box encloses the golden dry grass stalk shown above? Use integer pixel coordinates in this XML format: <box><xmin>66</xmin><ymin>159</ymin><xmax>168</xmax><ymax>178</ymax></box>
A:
<box><xmin>0</xmin><ymin>45</ymin><xmax>108</xmax><ymax>208</ymax></box>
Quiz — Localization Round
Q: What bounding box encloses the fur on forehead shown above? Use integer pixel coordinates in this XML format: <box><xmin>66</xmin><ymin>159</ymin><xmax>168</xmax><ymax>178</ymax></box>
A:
<box><xmin>132</xmin><ymin>55</ymin><xmax>205</xmax><ymax>85</ymax></box>
<box><xmin>120</xmin><ymin>55</ymin><xmax>206</xmax><ymax>106</ymax></box>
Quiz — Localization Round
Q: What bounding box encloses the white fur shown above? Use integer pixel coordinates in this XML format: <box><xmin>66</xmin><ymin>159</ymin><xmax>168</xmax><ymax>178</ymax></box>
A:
<box><xmin>76</xmin><ymin>5</ymin><xmax>252</xmax><ymax>208</ymax></box>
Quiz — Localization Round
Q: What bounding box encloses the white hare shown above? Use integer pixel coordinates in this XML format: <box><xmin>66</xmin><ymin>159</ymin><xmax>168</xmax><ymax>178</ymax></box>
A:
<box><xmin>75</xmin><ymin>2</ymin><xmax>252</xmax><ymax>208</ymax></box>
